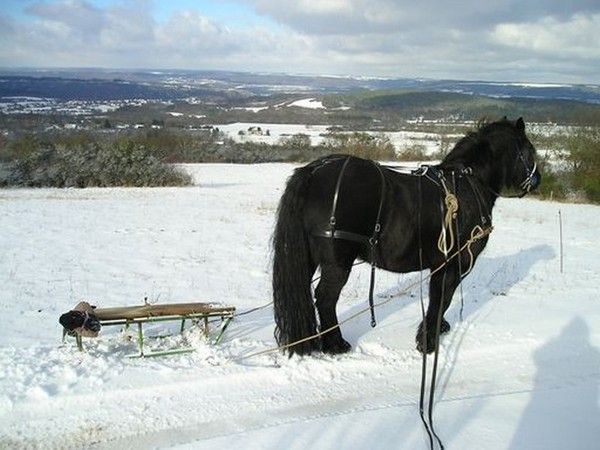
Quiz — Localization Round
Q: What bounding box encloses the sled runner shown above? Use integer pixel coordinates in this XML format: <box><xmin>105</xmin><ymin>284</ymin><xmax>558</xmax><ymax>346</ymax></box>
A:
<box><xmin>60</xmin><ymin>301</ymin><xmax>235</xmax><ymax>357</ymax></box>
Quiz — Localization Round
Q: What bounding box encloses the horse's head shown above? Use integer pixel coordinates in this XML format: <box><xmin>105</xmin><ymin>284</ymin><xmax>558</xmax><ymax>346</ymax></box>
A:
<box><xmin>454</xmin><ymin>117</ymin><xmax>541</xmax><ymax>197</ymax></box>
<box><xmin>496</xmin><ymin>117</ymin><xmax>541</xmax><ymax>196</ymax></box>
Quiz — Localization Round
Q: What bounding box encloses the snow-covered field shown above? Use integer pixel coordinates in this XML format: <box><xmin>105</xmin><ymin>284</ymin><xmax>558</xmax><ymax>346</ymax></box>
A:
<box><xmin>217</xmin><ymin>122</ymin><xmax>444</xmax><ymax>154</ymax></box>
<box><xmin>0</xmin><ymin>96</ymin><xmax>156</xmax><ymax>115</ymax></box>
<box><xmin>287</xmin><ymin>98</ymin><xmax>325</xmax><ymax>109</ymax></box>
<box><xmin>1</xmin><ymin>164</ymin><xmax>599</xmax><ymax>449</ymax></box>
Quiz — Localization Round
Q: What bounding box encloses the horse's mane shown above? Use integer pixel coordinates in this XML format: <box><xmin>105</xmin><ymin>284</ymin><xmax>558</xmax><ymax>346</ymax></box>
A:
<box><xmin>440</xmin><ymin>118</ymin><xmax>514</xmax><ymax>169</ymax></box>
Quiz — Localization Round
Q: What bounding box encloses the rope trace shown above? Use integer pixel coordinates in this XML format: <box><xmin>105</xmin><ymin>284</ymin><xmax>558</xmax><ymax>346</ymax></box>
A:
<box><xmin>227</xmin><ymin>225</ymin><xmax>493</xmax><ymax>364</ymax></box>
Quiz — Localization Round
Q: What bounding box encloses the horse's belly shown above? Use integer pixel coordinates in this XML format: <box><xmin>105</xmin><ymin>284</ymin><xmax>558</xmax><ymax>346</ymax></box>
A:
<box><xmin>379</xmin><ymin>256</ymin><xmax>420</xmax><ymax>273</ymax></box>
<box><xmin>363</xmin><ymin>245</ymin><xmax>420</xmax><ymax>273</ymax></box>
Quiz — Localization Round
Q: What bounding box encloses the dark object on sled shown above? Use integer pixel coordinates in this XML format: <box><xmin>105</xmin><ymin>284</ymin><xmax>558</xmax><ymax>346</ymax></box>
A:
<box><xmin>59</xmin><ymin>301</ymin><xmax>102</xmax><ymax>337</ymax></box>
<box><xmin>60</xmin><ymin>300</ymin><xmax>235</xmax><ymax>357</ymax></box>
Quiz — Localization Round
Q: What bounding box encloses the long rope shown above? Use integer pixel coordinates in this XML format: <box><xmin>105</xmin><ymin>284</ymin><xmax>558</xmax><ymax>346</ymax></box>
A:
<box><xmin>227</xmin><ymin>226</ymin><xmax>492</xmax><ymax>363</ymax></box>
<box><xmin>428</xmin><ymin>265</ymin><xmax>447</xmax><ymax>450</ymax></box>
<box><xmin>425</xmin><ymin>180</ymin><xmax>455</xmax><ymax>450</ymax></box>
<box><xmin>235</xmin><ymin>261</ymin><xmax>368</xmax><ymax>318</ymax></box>
<box><xmin>452</xmin><ymin>172</ymin><xmax>465</xmax><ymax>321</ymax></box>
<box><xmin>418</xmin><ymin>175</ymin><xmax>435</xmax><ymax>449</ymax></box>
<box><xmin>234</xmin><ymin>302</ymin><xmax>273</xmax><ymax>318</ymax></box>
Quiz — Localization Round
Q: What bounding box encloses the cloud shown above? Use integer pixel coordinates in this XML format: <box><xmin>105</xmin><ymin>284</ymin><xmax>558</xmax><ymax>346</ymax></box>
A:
<box><xmin>0</xmin><ymin>0</ymin><xmax>599</xmax><ymax>83</ymax></box>
<box><xmin>0</xmin><ymin>0</ymin><xmax>308</xmax><ymax>70</ymax></box>
<box><xmin>245</xmin><ymin>0</ymin><xmax>600</xmax><ymax>35</ymax></box>
<box><xmin>492</xmin><ymin>13</ymin><xmax>600</xmax><ymax>59</ymax></box>
<box><xmin>26</xmin><ymin>0</ymin><xmax>106</xmax><ymax>42</ymax></box>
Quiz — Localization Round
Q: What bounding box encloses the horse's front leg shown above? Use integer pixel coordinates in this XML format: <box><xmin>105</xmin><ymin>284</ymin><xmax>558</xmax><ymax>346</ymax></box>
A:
<box><xmin>416</xmin><ymin>263</ymin><xmax>460</xmax><ymax>354</ymax></box>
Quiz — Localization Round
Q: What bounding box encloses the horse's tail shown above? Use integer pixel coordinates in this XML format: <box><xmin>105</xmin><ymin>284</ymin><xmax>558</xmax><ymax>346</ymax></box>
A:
<box><xmin>273</xmin><ymin>163</ymin><xmax>320</xmax><ymax>356</ymax></box>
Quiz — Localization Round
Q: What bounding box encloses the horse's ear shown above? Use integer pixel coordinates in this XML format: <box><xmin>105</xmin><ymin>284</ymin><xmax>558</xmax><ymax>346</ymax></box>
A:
<box><xmin>516</xmin><ymin>117</ymin><xmax>525</xmax><ymax>132</ymax></box>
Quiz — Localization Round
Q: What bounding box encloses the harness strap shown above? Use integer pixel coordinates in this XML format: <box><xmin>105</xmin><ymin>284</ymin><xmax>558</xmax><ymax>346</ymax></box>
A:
<box><xmin>372</xmin><ymin>162</ymin><xmax>386</xmax><ymax>243</ymax></box>
<box><xmin>312</xmin><ymin>229</ymin><xmax>370</xmax><ymax>244</ymax></box>
<box><xmin>368</xmin><ymin>162</ymin><xmax>386</xmax><ymax>327</ymax></box>
<box><xmin>328</xmin><ymin>156</ymin><xmax>352</xmax><ymax>231</ymax></box>
<box><xmin>465</xmin><ymin>176</ymin><xmax>491</xmax><ymax>225</ymax></box>
<box><xmin>315</xmin><ymin>156</ymin><xmax>387</xmax><ymax>328</ymax></box>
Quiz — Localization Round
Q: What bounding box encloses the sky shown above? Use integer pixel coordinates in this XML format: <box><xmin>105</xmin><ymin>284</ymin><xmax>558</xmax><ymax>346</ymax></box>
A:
<box><xmin>1</xmin><ymin>0</ymin><xmax>599</xmax><ymax>84</ymax></box>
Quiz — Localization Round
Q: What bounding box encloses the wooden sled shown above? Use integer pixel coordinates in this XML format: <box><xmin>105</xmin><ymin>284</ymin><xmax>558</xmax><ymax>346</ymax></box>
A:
<box><xmin>63</xmin><ymin>301</ymin><xmax>235</xmax><ymax>358</ymax></box>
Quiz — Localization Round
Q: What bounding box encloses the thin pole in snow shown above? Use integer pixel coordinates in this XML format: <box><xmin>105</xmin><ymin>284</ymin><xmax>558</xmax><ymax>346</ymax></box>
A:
<box><xmin>558</xmin><ymin>210</ymin><xmax>563</xmax><ymax>274</ymax></box>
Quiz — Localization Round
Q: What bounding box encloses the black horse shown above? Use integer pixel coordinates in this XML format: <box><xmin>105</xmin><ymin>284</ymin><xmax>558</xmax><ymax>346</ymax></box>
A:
<box><xmin>273</xmin><ymin>117</ymin><xmax>540</xmax><ymax>356</ymax></box>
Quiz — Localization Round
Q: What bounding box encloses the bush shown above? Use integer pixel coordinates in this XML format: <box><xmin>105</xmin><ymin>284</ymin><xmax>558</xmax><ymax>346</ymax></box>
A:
<box><xmin>276</xmin><ymin>134</ymin><xmax>316</xmax><ymax>161</ymax></box>
<box><xmin>0</xmin><ymin>142</ymin><xmax>192</xmax><ymax>188</ymax></box>
<box><xmin>530</xmin><ymin>127</ymin><xmax>600</xmax><ymax>203</ymax></box>
<box><xmin>324</xmin><ymin>132</ymin><xmax>397</xmax><ymax>160</ymax></box>
<box><xmin>580</xmin><ymin>177</ymin><xmax>600</xmax><ymax>203</ymax></box>
<box><xmin>397</xmin><ymin>143</ymin><xmax>427</xmax><ymax>161</ymax></box>
<box><xmin>532</xmin><ymin>167</ymin><xmax>569</xmax><ymax>201</ymax></box>
<box><xmin>565</xmin><ymin>128</ymin><xmax>600</xmax><ymax>203</ymax></box>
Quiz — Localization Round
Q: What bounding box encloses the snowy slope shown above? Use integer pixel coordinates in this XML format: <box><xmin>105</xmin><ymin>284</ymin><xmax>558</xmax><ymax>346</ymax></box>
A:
<box><xmin>0</xmin><ymin>164</ymin><xmax>598</xmax><ymax>450</ymax></box>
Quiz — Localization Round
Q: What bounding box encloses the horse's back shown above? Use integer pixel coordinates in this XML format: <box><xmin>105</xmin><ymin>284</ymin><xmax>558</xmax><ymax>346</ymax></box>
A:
<box><xmin>303</xmin><ymin>155</ymin><xmax>385</xmax><ymax>239</ymax></box>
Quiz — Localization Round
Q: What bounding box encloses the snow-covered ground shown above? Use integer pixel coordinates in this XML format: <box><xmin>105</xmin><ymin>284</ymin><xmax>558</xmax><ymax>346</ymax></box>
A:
<box><xmin>217</xmin><ymin>122</ymin><xmax>331</xmax><ymax>145</ymax></box>
<box><xmin>288</xmin><ymin>98</ymin><xmax>325</xmax><ymax>109</ymax></box>
<box><xmin>0</xmin><ymin>97</ymin><xmax>157</xmax><ymax>115</ymax></box>
<box><xmin>0</xmin><ymin>164</ymin><xmax>599</xmax><ymax>449</ymax></box>
<box><xmin>216</xmin><ymin>122</ymin><xmax>445</xmax><ymax>154</ymax></box>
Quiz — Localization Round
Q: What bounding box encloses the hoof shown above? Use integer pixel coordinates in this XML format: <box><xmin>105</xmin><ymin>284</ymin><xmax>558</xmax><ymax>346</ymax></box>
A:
<box><xmin>440</xmin><ymin>319</ymin><xmax>451</xmax><ymax>334</ymax></box>
<box><xmin>322</xmin><ymin>338</ymin><xmax>352</xmax><ymax>354</ymax></box>
<box><xmin>416</xmin><ymin>337</ymin><xmax>436</xmax><ymax>354</ymax></box>
<box><xmin>415</xmin><ymin>319</ymin><xmax>450</xmax><ymax>354</ymax></box>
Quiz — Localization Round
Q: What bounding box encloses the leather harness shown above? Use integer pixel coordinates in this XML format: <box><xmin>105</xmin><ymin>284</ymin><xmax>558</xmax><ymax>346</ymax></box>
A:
<box><xmin>311</xmin><ymin>155</ymin><xmax>386</xmax><ymax>327</ymax></box>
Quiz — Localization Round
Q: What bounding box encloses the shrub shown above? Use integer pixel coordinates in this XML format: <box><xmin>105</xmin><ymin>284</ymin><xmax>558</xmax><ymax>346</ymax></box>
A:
<box><xmin>530</xmin><ymin>127</ymin><xmax>600</xmax><ymax>203</ymax></box>
<box><xmin>276</xmin><ymin>134</ymin><xmax>315</xmax><ymax>161</ymax></box>
<box><xmin>565</xmin><ymin>128</ymin><xmax>600</xmax><ymax>203</ymax></box>
<box><xmin>324</xmin><ymin>132</ymin><xmax>397</xmax><ymax>160</ymax></box>
<box><xmin>532</xmin><ymin>167</ymin><xmax>569</xmax><ymax>201</ymax></box>
<box><xmin>397</xmin><ymin>143</ymin><xmax>427</xmax><ymax>161</ymax></box>
<box><xmin>0</xmin><ymin>142</ymin><xmax>192</xmax><ymax>188</ymax></box>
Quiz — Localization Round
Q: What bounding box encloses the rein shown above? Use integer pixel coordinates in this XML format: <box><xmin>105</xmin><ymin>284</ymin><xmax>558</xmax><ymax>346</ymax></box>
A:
<box><xmin>301</xmin><ymin>157</ymin><xmax>495</xmax><ymax>450</ymax></box>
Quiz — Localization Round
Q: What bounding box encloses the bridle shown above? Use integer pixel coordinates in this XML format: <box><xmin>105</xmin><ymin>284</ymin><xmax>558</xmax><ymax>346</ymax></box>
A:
<box><xmin>488</xmin><ymin>142</ymin><xmax>538</xmax><ymax>199</ymax></box>
<box><xmin>517</xmin><ymin>148</ymin><xmax>538</xmax><ymax>194</ymax></box>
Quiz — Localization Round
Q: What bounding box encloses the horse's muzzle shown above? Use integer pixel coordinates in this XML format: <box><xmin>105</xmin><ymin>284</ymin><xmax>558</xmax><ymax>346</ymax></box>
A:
<box><xmin>530</xmin><ymin>169</ymin><xmax>541</xmax><ymax>191</ymax></box>
<box><xmin>520</xmin><ymin>164</ymin><xmax>541</xmax><ymax>193</ymax></box>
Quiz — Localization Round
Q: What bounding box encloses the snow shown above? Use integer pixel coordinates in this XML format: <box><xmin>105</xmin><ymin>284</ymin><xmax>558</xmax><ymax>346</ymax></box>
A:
<box><xmin>217</xmin><ymin>122</ymin><xmax>332</xmax><ymax>145</ymax></box>
<box><xmin>507</xmin><ymin>83</ymin><xmax>570</xmax><ymax>89</ymax></box>
<box><xmin>234</xmin><ymin>106</ymin><xmax>269</xmax><ymax>113</ymax></box>
<box><xmin>0</xmin><ymin>163</ymin><xmax>599</xmax><ymax>449</ymax></box>
<box><xmin>288</xmin><ymin>98</ymin><xmax>325</xmax><ymax>109</ymax></box>
<box><xmin>216</xmin><ymin>121</ymin><xmax>447</xmax><ymax>154</ymax></box>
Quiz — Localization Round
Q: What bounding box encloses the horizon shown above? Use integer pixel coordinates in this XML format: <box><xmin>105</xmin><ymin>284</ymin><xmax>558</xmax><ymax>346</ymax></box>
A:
<box><xmin>0</xmin><ymin>66</ymin><xmax>597</xmax><ymax>88</ymax></box>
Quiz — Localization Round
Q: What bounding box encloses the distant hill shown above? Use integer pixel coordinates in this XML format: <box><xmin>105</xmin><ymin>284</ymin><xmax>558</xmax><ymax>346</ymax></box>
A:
<box><xmin>326</xmin><ymin>90</ymin><xmax>600</xmax><ymax>124</ymax></box>
<box><xmin>1</xmin><ymin>68</ymin><xmax>599</xmax><ymax>104</ymax></box>
<box><xmin>1</xmin><ymin>69</ymin><xmax>599</xmax><ymax>127</ymax></box>
<box><xmin>0</xmin><ymin>75</ymin><xmax>249</xmax><ymax>103</ymax></box>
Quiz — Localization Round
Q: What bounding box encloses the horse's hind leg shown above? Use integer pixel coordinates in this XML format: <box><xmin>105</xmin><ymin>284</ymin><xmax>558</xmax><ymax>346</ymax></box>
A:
<box><xmin>315</xmin><ymin>262</ymin><xmax>353</xmax><ymax>354</ymax></box>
